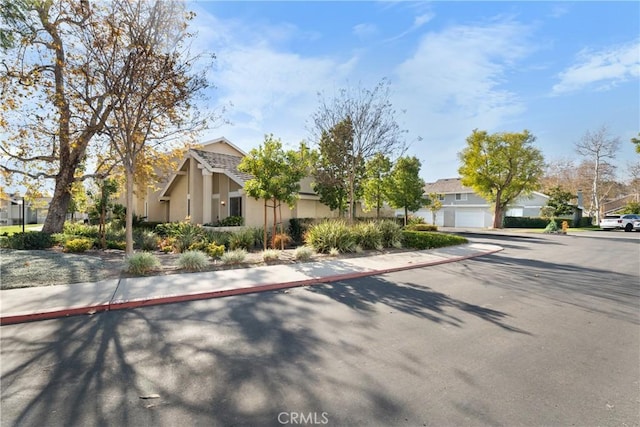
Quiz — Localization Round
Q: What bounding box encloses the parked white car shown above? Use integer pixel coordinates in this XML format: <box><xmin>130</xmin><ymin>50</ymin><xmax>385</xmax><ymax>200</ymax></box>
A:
<box><xmin>599</xmin><ymin>214</ymin><xmax>640</xmax><ymax>232</ymax></box>
<box><xmin>633</xmin><ymin>219</ymin><xmax>640</xmax><ymax>231</ymax></box>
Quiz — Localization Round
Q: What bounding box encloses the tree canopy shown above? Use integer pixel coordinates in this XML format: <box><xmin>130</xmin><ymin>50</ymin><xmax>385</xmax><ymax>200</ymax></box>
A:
<box><xmin>361</xmin><ymin>153</ymin><xmax>392</xmax><ymax>218</ymax></box>
<box><xmin>386</xmin><ymin>156</ymin><xmax>425</xmax><ymax>226</ymax></box>
<box><xmin>458</xmin><ymin>129</ymin><xmax>545</xmax><ymax>228</ymax></box>
<box><xmin>238</xmin><ymin>135</ymin><xmax>312</xmax><ymax>249</ymax></box>
<box><xmin>310</xmin><ymin>79</ymin><xmax>407</xmax><ymax>221</ymax></box>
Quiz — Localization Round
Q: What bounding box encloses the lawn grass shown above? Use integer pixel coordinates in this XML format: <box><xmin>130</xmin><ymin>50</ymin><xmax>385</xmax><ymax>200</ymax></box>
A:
<box><xmin>0</xmin><ymin>224</ymin><xmax>43</xmax><ymax>235</ymax></box>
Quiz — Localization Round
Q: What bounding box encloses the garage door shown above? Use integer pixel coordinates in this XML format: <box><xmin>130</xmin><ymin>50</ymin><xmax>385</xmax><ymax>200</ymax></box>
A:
<box><xmin>455</xmin><ymin>209</ymin><xmax>486</xmax><ymax>228</ymax></box>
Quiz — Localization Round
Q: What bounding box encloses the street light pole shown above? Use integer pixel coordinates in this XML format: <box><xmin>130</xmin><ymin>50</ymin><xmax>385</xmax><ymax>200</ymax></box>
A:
<box><xmin>22</xmin><ymin>196</ymin><xmax>25</xmax><ymax>233</ymax></box>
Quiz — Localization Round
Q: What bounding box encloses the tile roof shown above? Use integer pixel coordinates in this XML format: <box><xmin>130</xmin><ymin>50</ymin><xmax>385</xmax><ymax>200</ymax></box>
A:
<box><xmin>191</xmin><ymin>149</ymin><xmax>254</xmax><ymax>183</ymax></box>
<box><xmin>423</xmin><ymin>178</ymin><xmax>475</xmax><ymax>194</ymax></box>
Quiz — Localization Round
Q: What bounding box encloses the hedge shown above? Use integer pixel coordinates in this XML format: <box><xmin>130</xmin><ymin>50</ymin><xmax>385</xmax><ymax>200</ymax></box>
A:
<box><xmin>503</xmin><ymin>216</ymin><xmax>593</xmax><ymax>229</ymax></box>
<box><xmin>401</xmin><ymin>231</ymin><xmax>467</xmax><ymax>250</ymax></box>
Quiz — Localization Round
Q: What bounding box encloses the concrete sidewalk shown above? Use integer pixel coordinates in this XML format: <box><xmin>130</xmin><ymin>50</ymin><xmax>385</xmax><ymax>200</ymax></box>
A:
<box><xmin>0</xmin><ymin>243</ymin><xmax>502</xmax><ymax>325</ymax></box>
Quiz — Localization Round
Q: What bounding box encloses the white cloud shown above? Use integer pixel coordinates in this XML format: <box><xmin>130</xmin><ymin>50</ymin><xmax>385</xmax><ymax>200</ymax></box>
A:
<box><xmin>385</xmin><ymin>12</ymin><xmax>435</xmax><ymax>42</ymax></box>
<box><xmin>552</xmin><ymin>40</ymin><xmax>640</xmax><ymax>94</ymax></box>
<box><xmin>353</xmin><ymin>23</ymin><xmax>378</xmax><ymax>39</ymax></box>
<box><xmin>189</xmin><ymin>5</ymin><xmax>357</xmax><ymax>148</ymax></box>
<box><xmin>391</xmin><ymin>20</ymin><xmax>533</xmax><ymax>175</ymax></box>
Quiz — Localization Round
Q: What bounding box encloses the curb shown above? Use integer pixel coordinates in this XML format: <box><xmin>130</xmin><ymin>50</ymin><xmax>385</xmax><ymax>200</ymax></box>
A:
<box><xmin>0</xmin><ymin>245</ymin><xmax>503</xmax><ymax>326</ymax></box>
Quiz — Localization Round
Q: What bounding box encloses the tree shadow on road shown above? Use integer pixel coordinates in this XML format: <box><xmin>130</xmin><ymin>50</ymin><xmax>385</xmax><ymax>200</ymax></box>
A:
<box><xmin>308</xmin><ymin>276</ymin><xmax>531</xmax><ymax>335</ymax></box>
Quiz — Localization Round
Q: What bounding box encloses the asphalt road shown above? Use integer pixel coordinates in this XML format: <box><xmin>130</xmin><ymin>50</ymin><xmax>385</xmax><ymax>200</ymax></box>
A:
<box><xmin>1</xmin><ymin>232</ymin><xmax>639</xmax><ymax>426</ymax></box>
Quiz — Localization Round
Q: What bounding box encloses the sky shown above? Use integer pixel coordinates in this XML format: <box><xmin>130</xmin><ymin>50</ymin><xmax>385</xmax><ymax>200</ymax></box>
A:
<box><xmin>188</xmin><ymin>0</ymin><xmax>640</xmax><ymax>183</ymax></box>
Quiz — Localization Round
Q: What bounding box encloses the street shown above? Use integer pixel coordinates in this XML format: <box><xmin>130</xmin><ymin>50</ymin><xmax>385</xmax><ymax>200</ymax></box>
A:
<box><xmin>1</xmin><ymin>232</ymin><xmax>639</xmax><ymax>426</ymax></box>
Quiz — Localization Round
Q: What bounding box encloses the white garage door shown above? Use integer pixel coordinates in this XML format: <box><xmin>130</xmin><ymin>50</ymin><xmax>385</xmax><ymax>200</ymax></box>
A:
<box><xmin>455</xmin><ymin>209</ymin><xmax>485</xmax><ymax>228</ymax></box>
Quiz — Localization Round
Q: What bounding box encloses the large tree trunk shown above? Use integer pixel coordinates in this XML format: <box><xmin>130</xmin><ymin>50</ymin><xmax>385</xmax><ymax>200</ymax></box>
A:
<box><xmin>492</xmin><ymin>202</ymin><xmax>504</xmax><ymax>229</ymax></box>
<box><xmin>125</xmin><ymin>167</ymin><xmax>135</xmax><ymax>255</ymax></box>
<box><xmin>41</xmin><ymin>168</ymin><xmax>75</xmax><ymax>234</ymax></box>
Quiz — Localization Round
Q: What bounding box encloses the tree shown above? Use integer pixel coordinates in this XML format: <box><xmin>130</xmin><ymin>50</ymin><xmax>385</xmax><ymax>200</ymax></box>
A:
<box><xmin>311</xmin><ymin>118</ymin><xmax>354</xmax><ymax>217</ymax></box>
<box><xmin>458</xmin><ymin>129</ymin><xmax>545</xmax><ymax>229</ymax></box>
<box><xmin>543</xmin><ymin>185</ymin><xmax>575</xmax><ymax>218</ymax></box>
<box><xmin>1</xmin><ymin>0</ymin><xmax>115</xmax><ymax>233</ymax></box>
<box><xmin>361</xmin><ymin>153</ymin><xmax>392</xmax><ymax>218</ymax></box>
<box><xmin>67</xmin><ymin>181</ymin><xmax>88</xmax><ymax>221</ymax></box>
<box><xmin>238</xmin><ymin>135</ymin><xmax>312</xmax><ymax>250</ymax></box>
<box><xmin>386</xmin><ymin>156</ymin><xmax>426</xmax><ymax>226</ymax></box>
<box><xmin>575</xmin><ymin>125</ymin><xmax>620</xmax><ymax>225</ymax></box>
<box><xmin>632</xmin><ymin>133</ymin><xmax>640</xmax><ymax>154</ymax></box>
<box><xmin>310</xmin><ymin>79</ymin><xmax>408</xmax><ymax>222</ymax></box>
<box><xmin>94</xmin><ymin>0</ymin><xmax>209</xmax><ymax>254</ymax></box>
<box><xmin>620</xmin><ymin>201</ymin><xmax>640</xmax><ymax>214</ymax></box>
<box><xmin>426</xmin><ymin>192</ymin><xmax>443</xmax><ymax>225</ymax></box>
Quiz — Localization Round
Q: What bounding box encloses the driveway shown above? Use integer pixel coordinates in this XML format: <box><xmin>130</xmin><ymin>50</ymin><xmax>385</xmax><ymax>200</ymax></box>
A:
<box><xmin>1</xmin><ymin>233</ymin><xmax>638</xmax><ymax>426</ymax></box>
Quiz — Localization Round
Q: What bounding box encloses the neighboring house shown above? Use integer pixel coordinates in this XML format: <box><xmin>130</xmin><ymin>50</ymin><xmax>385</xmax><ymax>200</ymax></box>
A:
<box><xmin>0</xmin><ymin>193</ymin><xmax>51</xmax><ymax>225</ymax></box>
<box><xmin>602</xmin><ymin>193</ymin><xmax>640</xmax><ymax>215</ymax></box>
<box><xmin>403</xmin><ymin>178</ymin><xmax>549</xmax><ymax>228</ymax></box>
<box><xmin>134</xmin><ymin>137</ymin><xmax>388</xmax><ymax>227</ymax></box>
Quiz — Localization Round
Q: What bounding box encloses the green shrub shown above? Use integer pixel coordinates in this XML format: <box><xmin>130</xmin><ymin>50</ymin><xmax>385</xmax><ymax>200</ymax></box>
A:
<box><xmin>177</xmin><ymin>250</ymin><xmax>209</xmax><ymax>271</ymax></box>
<box><xmin>293</xmin><ymin>246</ymin><xmax>315</xmax><ymax>261</ymax></box>
<box><xmin>377</xmin><ymin>219</ymin><xmax>403</xmax><ymax>248</ymax></box>
<box><xmin>174</xmin><ymin>224</ymin><xmax>205</xmax><ymax>253</ymax></box>
<box><xmin>158</xmin><ymin>237</ymin><xmax>176</xmax><ymax>253</ymax></box>
<box><xmin>155</xmin><ymin>221</ymin><xmax>204</xmax><ymax>238</ymax></box>
<box><xmin>352</xmin><ymin>221</ymin><xmax>383</xmax><ymax>250</ymax></box>
<box><xmin>0</xmin><ymin>235</ymin><xmax>8</xmax><ymax>248</ymax></box>
<box><xmin>288</xmin><ymin>218</ymin><xmax>315</xmax><ymax>244</ymax></box>
<box><xmin>543</xmin><ymin>220</ymin><xmax>559</xmax><ymax>233</ymax></box>
<box><xmin>63</xmin><ymin>238</ymin><xmax>93</xmax><ymax>253</ymax></box>
<box><xmin>405</xmin><ymin>223</ymin><xmax>438</xmax><ymax>232</ymax></box>
<box><xmin>6</xmin><ymin>231</ymin><xmax>54</xmax><ymax>250</ymax></box>
<box><xmin>246</xmin><ymin>226</ymin><xmax>269</xmax><ymax>249</ymax></box>
<box><xmin>63</xmin><ymin>222</ymin><xmax>99</xmax><ymax>238</ymax></box>
<box><xmin>106</xmin><ymin>240</ymin><xmax>126</xmax><ymax>250</ymax></box>
<box><xmin>304</xmin><ymin>220</ymin><xmax>356</xmax><ymax>254</ymax></box>
<box><xmin>228</xmin><ymin>228</ymin><xmax>254</xmax><ymax>250</ymax></box>
<box><xmin>401</xmin><ymin>231</ymin><xmax>467</xmax><ymax>250</ymax></box>
<box><xmin>407</xmin><ymin>216</ymin><xmax>427</xmax><ymax>226</ymax></box>
<box><xmin>504</xmin><ymin>216</ymin><xmax>586</xmax><ymax>229</ymax></box>
<box><xmin>134</xmin><ymin>230</ymin><xmax>159</xmax><ymax>251</ymax></box>
<box><xmin>261</xmin><ymin>249</ymin><xmax>281</xmax><ymax>262</ymax></box>
<box><xmin>105</xmin><ymin>225</ymin><xmax>126</xmax><ymax>242</ymax></box>
<box><xmin>203</xmin><ymin>229</ymin><xmax>231</xmax><ymax>247</ymax></box>
<box><xmin>205</xmin><ymin>242</ymin><xmax>225</xmax><ymax>258</ymax></box>
<box><xmin>125</xmin><ymin>252</ymin><xmax>160</xmax><ymax>274</ymax></box>
<box><xmin>217</xmin><ymin>215</ymin><xmax>244</xmax><ymax>226</ymax></box>
<box><xmin>220</xmin><ymin>248</ymin><xmax>247</xmax><ymax>265</ymax></box>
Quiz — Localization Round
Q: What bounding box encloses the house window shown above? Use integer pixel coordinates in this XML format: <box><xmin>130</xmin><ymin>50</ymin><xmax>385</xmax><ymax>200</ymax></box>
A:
<box><xmin>455</xmin><ymin>193</ymin><xmax>467</xmax><ymax>201</ymax></box>
<box><xmin>437</xmin><ymin>194</ymin><xmax>445</xmax><ymax>201</ymax></box>
<box><xmin>230</xmin><ymin>196</ymin><xmax>242</xmax><ymax>217</ymax></box>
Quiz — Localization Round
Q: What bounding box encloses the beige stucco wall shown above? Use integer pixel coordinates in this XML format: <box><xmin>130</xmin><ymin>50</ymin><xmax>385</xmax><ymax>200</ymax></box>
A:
<box><xmin>169</xmin><ymin>175</ymin><xmax>188</xmax><ymax>221</ymax></box>
<box><xmin>199</xmin><ymin>141</ymin><xmax>244</xmax><ymax>157</ymax></box>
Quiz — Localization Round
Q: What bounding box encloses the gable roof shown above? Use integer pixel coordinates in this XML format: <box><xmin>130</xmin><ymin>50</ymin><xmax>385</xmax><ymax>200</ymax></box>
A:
<box><xmin>190</xmin><ymin>149</ymin><xmax>253</xmax><ymax>184</ymax></box>
<box><xmin>199</xmin><ymin>137</ymin><xmax>247</xmax><ymax>157</ymax></box>
<box><xmin>424</xmin><ymin>178</ymin><xmax>474</xmax><ymax>194</ymax></box>
<box><xmin>158</xmin><ymin>148</ymin><xmax>253</xmax><ymax>199</ymax></box>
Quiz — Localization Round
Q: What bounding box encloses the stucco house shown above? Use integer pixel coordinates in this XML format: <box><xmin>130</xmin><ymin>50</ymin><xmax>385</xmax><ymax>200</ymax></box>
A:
<box><xmin>0</xmin><ymin>193</ymin><xmax>51</xmax><ymax>225</ymax></box>
<box><xmin>135</xmin><ymin>137</ymin><xmax>388</xmax><ymax>227</ymax></box>
<box><xmin>407</xmin><ymin>178</ymin><xmax>549</xmax><ymax>228</ymax></box>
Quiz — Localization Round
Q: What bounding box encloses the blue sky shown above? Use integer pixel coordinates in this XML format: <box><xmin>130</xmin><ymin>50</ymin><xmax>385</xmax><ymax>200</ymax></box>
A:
<box><xmin>191</xmin><ymin>1</ymin><xmax>639</xmax><ymax>183</ymax></box>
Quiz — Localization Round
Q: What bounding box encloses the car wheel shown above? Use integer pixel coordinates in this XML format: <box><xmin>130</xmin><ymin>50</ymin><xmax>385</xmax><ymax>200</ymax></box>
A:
<box><xmin>624</xmin><ymin>223</ymin><xmax>633</xmax><ymax>232</ymax></box>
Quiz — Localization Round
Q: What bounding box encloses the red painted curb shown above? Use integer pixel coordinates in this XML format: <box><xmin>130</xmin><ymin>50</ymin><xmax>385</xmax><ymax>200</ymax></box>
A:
<box><xmin>0</xmin><ymin>304</ymin><xmax>110</xmax><ymax>326</ymax></box>
<box><xmin>1</xmin><ymin>246</ymin><xmax>502</xmax><ymax>325</ymax></box>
